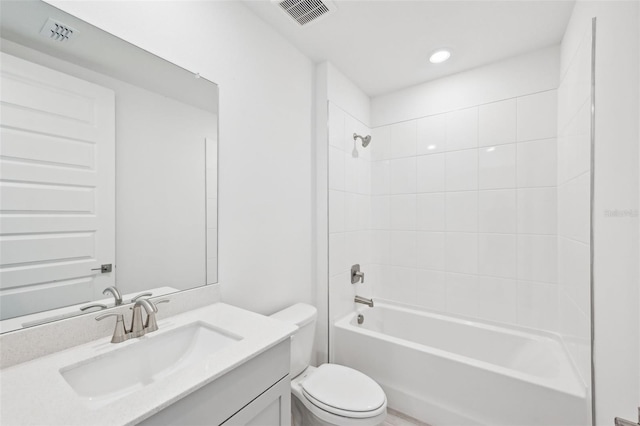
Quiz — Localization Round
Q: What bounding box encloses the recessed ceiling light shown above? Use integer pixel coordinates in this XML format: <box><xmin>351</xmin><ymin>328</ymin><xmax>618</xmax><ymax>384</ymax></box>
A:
<box><xmin>429</xmin><ymin>49</ymin><xmax>451</xmax><ymax>64</ymax></box>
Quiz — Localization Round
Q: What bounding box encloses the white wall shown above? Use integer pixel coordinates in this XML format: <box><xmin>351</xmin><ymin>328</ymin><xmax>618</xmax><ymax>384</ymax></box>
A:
<box><xmin>47</xmin><ymin>1</ymin><xmax>316</xmax><ymax>314</ymax></box>
<box><xmin>561</xmin><ymin>1</ymin><xmax>640</xmax><ymax>424</ymax></box>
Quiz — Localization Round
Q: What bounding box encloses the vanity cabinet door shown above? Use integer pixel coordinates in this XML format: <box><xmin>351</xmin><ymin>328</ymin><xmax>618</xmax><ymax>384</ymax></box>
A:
<box><xmin>138</xmin><ymin>340</ymin><xmax>290</xmax><ymax>426</ymax></box>
<box><xmin>221</xmin><ymin>376</ymin><xmax>290</xmax><ymax>426</ymax></box>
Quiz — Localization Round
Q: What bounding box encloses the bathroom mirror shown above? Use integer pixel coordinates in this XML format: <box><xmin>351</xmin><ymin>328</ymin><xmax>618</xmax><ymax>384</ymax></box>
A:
<box><xmin>0</xmin><ymin>0</ymin><xmax>218</xmax><ymax>332</ymax></box>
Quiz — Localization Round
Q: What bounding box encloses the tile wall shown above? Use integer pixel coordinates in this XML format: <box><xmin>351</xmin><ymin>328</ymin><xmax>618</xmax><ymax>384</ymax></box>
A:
<box><xmin>366</xmin><ymin>90</ymin><xmax>560</xmax><ymax>330</ymax></box>
<box><xmin>557</xmin><ymin>25</ymin><xmax>592</xmax><ymax>382</ymax></box>
<box><xmin>328</xmin><ymin>101</ymin><xmax>372</xmax><ymax>348</ymax></box>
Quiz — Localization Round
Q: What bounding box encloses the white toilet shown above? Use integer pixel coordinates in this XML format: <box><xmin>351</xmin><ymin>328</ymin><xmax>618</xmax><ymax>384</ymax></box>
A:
<box><xmin>271</xmin><ymin>303</ymin><xmax>387</xmax><ymax>426</ymax></box>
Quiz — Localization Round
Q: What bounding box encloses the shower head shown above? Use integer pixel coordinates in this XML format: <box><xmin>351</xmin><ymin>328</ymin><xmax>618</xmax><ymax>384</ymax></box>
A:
<box><xmin>353</xmin><ymin>133</ymin><xmax>372</xmax><ymax>148</ymax></box>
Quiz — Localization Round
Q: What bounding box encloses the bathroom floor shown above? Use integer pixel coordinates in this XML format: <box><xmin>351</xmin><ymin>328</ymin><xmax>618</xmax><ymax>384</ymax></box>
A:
<box><xmin>384</xmin><ymin>409</ymin><xmax>432</xmax><ymax>426</ymax></box>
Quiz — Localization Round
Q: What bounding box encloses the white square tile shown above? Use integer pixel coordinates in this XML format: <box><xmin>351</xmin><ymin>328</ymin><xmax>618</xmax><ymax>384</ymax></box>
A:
<box><xmin>371</xmin><ymin>195</ymin><xmax>390</xmax><ymax>230</ymax></box>
<box><xmin>390</xmin><ymin>120</ymin><xmax>417</xmax><ymax>158</ymax></box>
<box><xmin>517</xmin><ymin>235</ymin><xmax>557</xmax><ymax>283</ymax></box>
<box><xmin>445</xmin><ymin>107</ymin><xmax>478</xmax><ymax>151</ymax></box>
<box><xmin>445</xmin><ymin>272</ymin><xmax>478</xmax><ymax>317</ymax></box>
<box><xmin>344</xmin><ymin>152</ymin><xmax>358</xmax><ymax>193</ymax></box>
<box><xmin>517</xmin><ymin>90</ymin><xmax>558</xmax><ymax>142</ymax></box>
<box><xmin>329</xmin><ymin>190</ymin><xmax>345</xmax><ymax>233</ymax></box>
<box><xmin>415</xmin><ymin>269</ymin><xmax>446</xmax><ymax>311</ymax></box>
<box><xmin>329</xmin><ymin>147</ymin><xmax>345</xmax><ymax>191</ymax></box>
<box><xmin>371</xmin><ymin>126</ymin><xmax>391</xmax><ymax>161</ymax></box>
<box><xmin>416</xmin><ymin>193</ymin><xmax>445</xmax><ymax>231</ymax></box>
<box><xmin>390</xmin><ymin>231</ymin><xmax>416</xmax><ymax>268</ymax></box>
<box><xmin>390</xmin><ymin>157</ymin><xmax>417</xmax><ymax>194</ymax></box>
<box><xmin>416</xmin><ymin>153</ymin><xmax>445</xmax><ymax>193</ymax></box>
<box><xmin>557</xmin><ymin>237</ymin><xmax>590</xmax><ymax>314</ymax></box>
<box><xmin>371</xmin><ymin>161</ymin><xmax>390</xmax><ymax>195</ymax></box>
<box><xmin>517</xmin><ymin>138</ymin><xmax>557</xmax><ymax>187</ymax></box>
<box><xmin>417</xmin><ymin>114</ymin><xmax>446</xmax><ymax>154</ymax></box>
<box><xmin>478</xmin><ymin>234</ymin><xmax>517</xmax><ymax>279</ymax></box>
<box><xmin>329</xmin><ymin>232</ymin><xmax>347</xmax><ymax>276</ymax></box>
<box><xmin>558</xmin><ymin>173</ymin><xmax>590</xmax><ymax>243</ymax></box>
<box><xmin>329</xmin><ymin>271</ymin><xmax>355</xmax><ymax>321</ymax></box>
<box><xmin>445</xmin><ymin>232</ymin><xmax>478</xmax><ymax>274</ymax></box>
<box><xmin>328</xmin><ymin>103</ymin><xmax>346</xmax><ymax>149</ymax></box>
<box><xmin>558</xmin><ymin>288</ymin><xmax>590</xmax><ymax>339</ymax></box>
<box><xmin>356</xmin><ymin>194</ymin><xmax>371</xmax><ymax>231</ymax></box>
<box><xmin>517</xmin><ymin>187</ymin><xmax>557</xmax><ymax>235</ymax></box>
<box><xmin>371</xmin><ymin>230</ymin><xmax>390</xmax><ymax>264</ymax></box>
<box><xmin>445</xmin><ymin>191</ymin><xmax>478</xmax><ymax>232</ymax></box>
<box><xmin>390</xmin><ymin>194</ymin><xmax>417</xmax><ymax>230</ymax></box>
<box><xmin>416</xmin><ymin>232</ymin><xmax>445</xmax><ymax>270</ymax></box>
<box><xmin>445</xmin><ymin>149</ymin><xmax>478</xmax><ymax>191</ymax></box>
<box><xmin>478</xmin><ymin>144</ymin><xmax>516</xmax><ymax>189</ymax></box>
<box><xmin>476</xmin><ymin>276</ymin><xmax>517</xmax><ymax>323</ymax></box>
<box><xmin>383</xmin><ymin>267</ymin><xmax>418</xmax><ymax>303</ymax></box>
<box><xmin>478</xmin><ymin>189</ymin><xmax>517</xmax><ymax>233</ymax></box>
<box><xmin>357</xmin><ymin>160</ymin><xmax>371</xmax><ymax>195</ymax></box>
<box><xmin>479</xmin><ymin>99</ymin><xmax>517</xmax><ymax>146</ymax></box>
<box><xmin>344</xmin><ymin>231</ymin><xmax>358</xmax><ymax>268</ymax></box>
<box><xmin>344</xmin><ymin>193</ymin><xmax>359</xmax><ymax>232</ymax></box>
<box><xmin>344</xmin><ymin>114</ymin><xmax>358</xmax><ymax>153</ymax></box>
<box><xmin>516</xmin><ymin>281</ymin><xmax>558</xmax><ymax>331</ymax></box>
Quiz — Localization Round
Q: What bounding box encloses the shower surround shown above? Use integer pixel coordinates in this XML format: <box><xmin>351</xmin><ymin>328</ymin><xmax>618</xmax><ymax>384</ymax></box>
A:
<box><xmin>326</xmin><ymin>46</ymin><xmax>592</xmax><ymax>424</ymax></box>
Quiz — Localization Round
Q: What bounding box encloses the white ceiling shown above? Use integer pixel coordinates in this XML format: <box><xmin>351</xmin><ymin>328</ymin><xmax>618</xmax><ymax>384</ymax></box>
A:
<box><xmin>243</xmin><ymin>0</ymin><xmax>575</xmax><ymax>96</ymax></box>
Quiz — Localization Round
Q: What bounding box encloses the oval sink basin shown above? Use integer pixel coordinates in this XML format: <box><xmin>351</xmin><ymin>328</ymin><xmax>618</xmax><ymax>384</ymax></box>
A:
<box><xmin>60</xmin><ymin>322</ymin><xmax>242</xmax><ymax>407</ymax></box>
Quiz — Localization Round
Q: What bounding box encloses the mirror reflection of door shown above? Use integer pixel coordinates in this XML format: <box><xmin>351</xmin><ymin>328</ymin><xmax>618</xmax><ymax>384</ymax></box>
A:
<box><xmin>0</xmin><ymin>52</ymin><xmax>116</xmax><ymax>320</ymax></box>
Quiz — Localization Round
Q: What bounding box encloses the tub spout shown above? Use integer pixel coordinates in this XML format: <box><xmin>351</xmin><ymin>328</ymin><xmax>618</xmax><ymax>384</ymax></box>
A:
<box><xmin>355</xmin><ymin>295</ymin><xmax>374</xmax><ymax>307</ymax></box>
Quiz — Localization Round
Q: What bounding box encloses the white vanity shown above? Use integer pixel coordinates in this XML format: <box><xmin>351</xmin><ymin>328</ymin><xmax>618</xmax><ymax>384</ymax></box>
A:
<box><xmin>0</xmin><ymin>303</ymin><xmax>296</xmax><ymax>425</ymax></box>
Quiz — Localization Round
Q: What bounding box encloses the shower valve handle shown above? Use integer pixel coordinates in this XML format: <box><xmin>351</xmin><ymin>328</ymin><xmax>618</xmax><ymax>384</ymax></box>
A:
<box><xmin>351</xmin><ymin>264</ymin><xmax>365</xmax><ymax>284</ymax></box>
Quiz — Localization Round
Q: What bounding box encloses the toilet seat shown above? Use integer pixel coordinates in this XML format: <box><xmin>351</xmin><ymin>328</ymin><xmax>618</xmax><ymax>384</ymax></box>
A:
<box><xmin>301</xmin><ymin>364</ymin><xmax>386</xmax><ymax>418</ymax></box>
<box><xmin>292</xmin><ymin>364</ymin><xmax>387</xmax><ymax>425</ymax></box>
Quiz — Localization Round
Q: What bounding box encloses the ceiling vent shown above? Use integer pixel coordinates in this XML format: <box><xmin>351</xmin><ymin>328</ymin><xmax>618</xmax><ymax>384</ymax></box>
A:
<box><xmin>39</xmin><ymin>18</ymin><xmax>78</xmax><ymax>43</ymax></box>
<box><xmin>273</xmin><ymin>0</ymin><xmax>337</xmax><ymax>27</ymax></box>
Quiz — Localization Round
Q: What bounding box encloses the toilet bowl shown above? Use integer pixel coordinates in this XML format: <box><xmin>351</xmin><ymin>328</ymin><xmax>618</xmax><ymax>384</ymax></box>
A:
<box><xmin>271</xmin><ymin>303</ymin><xmax>387</xmax><ymax>426</ymax></box>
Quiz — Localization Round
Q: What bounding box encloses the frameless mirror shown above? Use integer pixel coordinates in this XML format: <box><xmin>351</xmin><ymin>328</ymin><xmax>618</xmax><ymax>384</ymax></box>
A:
<box><xmin>0</xmin><ymin>0</ymin><xmax>218</xmax><ymax>332</ymax></box>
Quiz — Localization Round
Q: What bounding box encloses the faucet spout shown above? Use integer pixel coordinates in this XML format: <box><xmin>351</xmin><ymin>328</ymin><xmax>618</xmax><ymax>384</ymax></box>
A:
<box><xmin>354</xmin><ymin>295</ymin><xmax>374</xmax><ymax>307</ymax></box>
<box><xmin>103</xmin><ymin>286</ymin><xmax>123</xmax><ymax>306</ymax></box>
<box><xmin>130</xmin><ymin>298</ymin><xmax>157</xmax><ymax>338</ymax></box>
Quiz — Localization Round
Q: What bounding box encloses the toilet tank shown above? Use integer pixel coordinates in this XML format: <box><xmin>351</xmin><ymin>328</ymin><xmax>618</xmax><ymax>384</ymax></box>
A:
<box><xmin>270</xmin><ymin>303</ymin><xmax>317</xmax><ymax>378</ymax></box>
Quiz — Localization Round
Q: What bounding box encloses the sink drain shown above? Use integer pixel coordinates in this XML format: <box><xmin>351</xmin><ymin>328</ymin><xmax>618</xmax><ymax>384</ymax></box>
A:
<box><xmin>357</xmin><ymin>314</ymin><xmax>364</xmax><ymax>325</ymax></box>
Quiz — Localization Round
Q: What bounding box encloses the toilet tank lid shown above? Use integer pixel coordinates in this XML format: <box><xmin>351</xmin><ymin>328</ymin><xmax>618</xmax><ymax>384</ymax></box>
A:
<box><xmin>270</xmin><ymin>303</ymin><xmax>317</xmax><ymax>327</ymax></box>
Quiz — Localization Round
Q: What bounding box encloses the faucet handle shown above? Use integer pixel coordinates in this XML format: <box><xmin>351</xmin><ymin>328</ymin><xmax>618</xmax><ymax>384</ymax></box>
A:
<box><xmin>145</xmin><ymin>299</ymin><xmax>170</xmax><ymax>333</ymax></box>
<box><xmin>80</xmin><ymin>303</ymin><xmax>108</xmax><ymax>312</ymax></box>
<box><xmin>95</xmin><ymin>313</ymin><xmax>129</xmax><ymax>343</ymax></box>
<box><xmin>131</xmin><ymin>292</ymin><xmax>152</xmax><ymax>303</ymax></box>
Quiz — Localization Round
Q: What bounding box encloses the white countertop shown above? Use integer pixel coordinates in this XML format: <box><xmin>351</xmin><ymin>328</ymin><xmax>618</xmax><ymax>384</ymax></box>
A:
<box><xmin>0</xmin><ymin>303</ymin><xmax>296</xmax><ymax>426</ymax></box>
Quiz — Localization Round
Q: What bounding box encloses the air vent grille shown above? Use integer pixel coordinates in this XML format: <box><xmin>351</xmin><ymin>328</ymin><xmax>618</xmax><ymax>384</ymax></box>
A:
<box><xmin>39</xmin><ymin>18</ymin><xmax>78</xmax><ymax>43</ymax></box>
<box><xmin>276</xmin><ymin>0</ymin><xmax>335</xmax><ymax>26</ymax></box>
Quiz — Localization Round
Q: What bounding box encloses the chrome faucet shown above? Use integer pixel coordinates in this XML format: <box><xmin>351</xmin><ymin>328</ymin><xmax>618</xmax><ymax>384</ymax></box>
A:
<box><xmin>130</xmin><ymin>298</ymin><xmax>157</xmax><ymax>338</ymax></box>
<box><xmin>95</xmin><ymin>298</ymin><xmax>170</xmax><ymax>343</ymax></box>
<box><xmin>103</xmin><ymin>286</ymin><xmax>123</xmax><ymax>306</ymax></box>
<box><xmin>354</xmin><ymin>295</ymin><xmax>374</xmax><ymax>307</ymax></box>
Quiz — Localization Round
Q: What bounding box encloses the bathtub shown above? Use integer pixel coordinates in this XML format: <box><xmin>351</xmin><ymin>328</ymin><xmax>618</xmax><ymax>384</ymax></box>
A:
<box><xmin>333</xmin><ymin>302</ymin><xmax>590</xmax><ymax>426</ymax></box>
